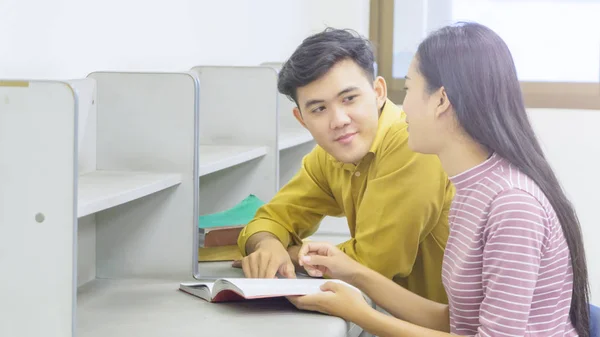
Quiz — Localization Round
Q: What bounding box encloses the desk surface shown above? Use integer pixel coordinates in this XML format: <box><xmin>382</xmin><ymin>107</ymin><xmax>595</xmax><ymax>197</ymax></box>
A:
<box><xmin>77</xmin><ymin>261</ymin><xmax>363</xmax><ymax>337</ymax></box>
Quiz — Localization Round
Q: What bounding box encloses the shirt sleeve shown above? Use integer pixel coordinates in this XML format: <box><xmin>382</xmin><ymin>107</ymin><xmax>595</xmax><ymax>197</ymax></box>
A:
<box><xmin>337</xmin><ymin>124</ymin><xmax>453</xmax><ymax>280</ymax></box>
<box><xmin>476</xmin><ymin>189</ymin><xmax>549</xmax><ymax>337</ymax></box>
<box><xmin>237</xmin><ymin>146</ymin><xmax>343</xmax><ymax>255</ymax></box>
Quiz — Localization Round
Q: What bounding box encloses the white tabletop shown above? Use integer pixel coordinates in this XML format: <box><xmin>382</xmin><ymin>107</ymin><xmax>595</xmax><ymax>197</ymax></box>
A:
<box><xmin>77</xmin><ymin>261</ymin><xmax>364</xmax><ymax>337</ymax></box>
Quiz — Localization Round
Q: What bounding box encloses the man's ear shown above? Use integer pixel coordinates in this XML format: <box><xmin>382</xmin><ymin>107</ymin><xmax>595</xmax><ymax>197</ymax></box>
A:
<box><xmin>435</xmin><ymin>86</ymin><xmax>451</xmax><ymax>119</ymax></box>
<box><xmin>293</xmin><ymin>107</ymin><xmax>306</xmax><ymax>127</ymax></box>
<box><xmin>373</xmin><ymin>76</ymin><xmax>388</xmax><ymax>109</ymax></box>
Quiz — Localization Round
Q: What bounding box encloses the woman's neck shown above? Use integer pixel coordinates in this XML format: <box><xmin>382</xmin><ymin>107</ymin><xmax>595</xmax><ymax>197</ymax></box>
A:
<box><xmin>437</xmin><ymin>133</ymin><xmax>492</xmax><ymax>178</ymax></box>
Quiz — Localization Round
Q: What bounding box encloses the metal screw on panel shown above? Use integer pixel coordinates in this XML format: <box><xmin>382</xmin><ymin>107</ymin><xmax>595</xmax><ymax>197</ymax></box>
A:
<box><xmin>35</xmin><ymin>213</ymin><xmax>45</xmax><ymax>223</ymax></box>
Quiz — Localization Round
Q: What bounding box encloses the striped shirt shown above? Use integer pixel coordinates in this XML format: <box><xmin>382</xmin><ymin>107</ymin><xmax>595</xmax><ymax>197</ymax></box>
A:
<box><xmin>442</xmin><ymin>153</ymin><xmax>576</xmax><ymax>336</ymax></box>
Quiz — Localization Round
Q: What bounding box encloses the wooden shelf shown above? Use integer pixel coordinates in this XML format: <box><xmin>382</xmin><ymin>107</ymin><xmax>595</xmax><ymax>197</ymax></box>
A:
<box><xmin>199</xmin><ymin>145</ymin><xmax>268</xmax><ymax>176</ymax></box>
<box><xmin>78</xmin><ymin>171</ymin><xmax>182</xmax><ymax>217</ymax></box>
<box><xmin>279</xmin><ymin>129</ymin><xmax>313</xmax><ymax>150</ymax></box>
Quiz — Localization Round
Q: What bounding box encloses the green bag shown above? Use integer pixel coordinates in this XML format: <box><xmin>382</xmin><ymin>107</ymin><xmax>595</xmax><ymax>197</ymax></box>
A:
<box><xmin>198</xmin><ymin>194</ymin><xmax>265</xmax><ymax>229</ymax></box>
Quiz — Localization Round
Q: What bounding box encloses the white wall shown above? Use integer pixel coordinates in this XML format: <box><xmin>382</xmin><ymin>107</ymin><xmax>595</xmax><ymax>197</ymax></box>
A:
<box><xmin>0</xmin><ymin>0</ymin><xmax>370</xmax><ymax>79</ymax></box>
<box><xmin>453</xmin><ymin>0</ymin><xmax>600</xmax><ymax>82</ymax></box>
<box><xmin>529</xmin><ymin>109</ymin><xmax>600</xmax><ymax>305</ymax></box>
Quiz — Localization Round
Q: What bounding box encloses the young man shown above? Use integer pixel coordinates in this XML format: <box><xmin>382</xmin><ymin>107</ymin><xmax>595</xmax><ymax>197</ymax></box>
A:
<box><xmin>236</xmin><ymin>28</ymin><xmax>454</xmax><ymax>304</ymax></box>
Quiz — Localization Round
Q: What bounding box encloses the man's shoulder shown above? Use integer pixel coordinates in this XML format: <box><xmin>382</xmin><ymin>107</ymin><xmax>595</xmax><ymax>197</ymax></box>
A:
<box><xmin>305</xmin><ymin>143</ymin><xmax>331</xmax><ymax>163</ymax></box>
<box><xmin>301</xmin><ymin>144</ymin><xmax>337</xmax><ymax>177</ymax></box>
<box><xmin>375</xmin><ymin>101</ymin><xmax>410</xmax><ymax>153</ymax></box>
<box><xmin>377</xmin><ymin>117</ymin><xmax>410</xmax><ymax>156</ymax></box>
<box><xmin>373</xmin><ymin>109</ymin><xmax>446</xmax><ymax>176</ymax></box>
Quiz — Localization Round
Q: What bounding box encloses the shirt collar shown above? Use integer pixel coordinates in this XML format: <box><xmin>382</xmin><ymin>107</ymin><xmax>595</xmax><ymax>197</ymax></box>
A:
<box><xmin>449</xmin><ymin>152</ymin><xmax>503</xmax><ymax>191</ymax></box>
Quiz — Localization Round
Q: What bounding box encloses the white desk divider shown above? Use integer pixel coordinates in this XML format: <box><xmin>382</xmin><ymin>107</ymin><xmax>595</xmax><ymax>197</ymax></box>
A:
<box><xmin>67</xmin><ymin>78</ymin><xmax>95</xmax><ymax>157</ymax></box>
<box><xmin>260</xmin><ymin>62</ymin><xmax>316</xmax><ymax>187</ymax></box>
<box><xmin>0</xmin><ymin>81</ymin><xmax>77</xmax><ymax>337</ymax></box>
<box><xmin>0</xmin><ymin>79</ymin><xmax>78</xmax><ymax>337</ymax></box>
<box><xmin>67</xmin><ymin>78</ymin><xmax>97</xmax><ymax>176</ymax></box>
<box><xmin>1</xmin><ymin>72</ymin><xmax>201</xmax><ymax>336</ymax></box>
<box><xmin>85</xmin><ymin>71</ymin><xmax>199</xmax><ymax>281</ymax></box>
<box><xmin>189</xmin><ymin>65</ymin><xmax>280</xmax><ymax>278</ymax></box>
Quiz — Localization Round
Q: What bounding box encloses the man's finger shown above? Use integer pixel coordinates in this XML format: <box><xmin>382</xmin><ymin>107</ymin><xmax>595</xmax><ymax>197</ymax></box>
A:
<box><xmin>232</xmin><ymin>260</ymin><xmax>242</xmax><ymax>268</ymax></box>
<box><xmin>281</xmin><ymin>261</ymin><xmax>297</xmax><ymax>279</ymax></box>
<box><xmin>248</xmin><ymin>255</ymin><xmax>260</xmax><ymax>278</ymax></box>
<box><xmin>241</xmin><ymin>258</ymin><xmax>251</xmax><ymax>278</ymax></box>
<box><xmin>264</xmin><ymin>256</ymin><xmax>279</xmax><ymax>279</ymax></box>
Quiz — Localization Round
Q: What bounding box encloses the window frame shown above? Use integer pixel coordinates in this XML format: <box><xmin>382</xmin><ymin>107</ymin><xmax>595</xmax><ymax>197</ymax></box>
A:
<box><xmin>369</xmin><ymin>0</ymin><xmax>600</xmax><ymax>109</ymax></box>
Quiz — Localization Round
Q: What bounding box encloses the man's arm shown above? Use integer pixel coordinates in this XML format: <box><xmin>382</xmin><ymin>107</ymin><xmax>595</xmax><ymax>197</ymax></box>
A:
<box><xmin>244</xmin><ymin>232</ymin><xmax>280</xmax><ymax>255</ymax></box>
<box><xmin>238</xmin><ymin>146</ymin><xmax>343</xmax><ymax>255</ymax></box>
<box><xmin>337</xmin><ymin>124</ymin><xmax>452</xmax><ymax>282</ymax></box>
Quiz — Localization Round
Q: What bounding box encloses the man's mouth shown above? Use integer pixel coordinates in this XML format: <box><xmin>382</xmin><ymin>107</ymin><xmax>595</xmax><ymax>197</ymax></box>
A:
<box><xmin>335</xmin><ymin>132</ymin><xmax>357</xmax><ymax>144</ymax></box>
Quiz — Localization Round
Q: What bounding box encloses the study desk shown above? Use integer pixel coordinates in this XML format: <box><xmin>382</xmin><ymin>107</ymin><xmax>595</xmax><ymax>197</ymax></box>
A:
<box><xmin>77</xmin><ymin>261</ymin><xmax>365</xmax><ymax>337</ymax></box>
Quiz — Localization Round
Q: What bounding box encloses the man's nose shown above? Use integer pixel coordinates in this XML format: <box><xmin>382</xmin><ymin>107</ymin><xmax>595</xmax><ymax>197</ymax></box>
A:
<box><xmin>330</xmin><ymin>107</ymin><xmax>351</xmax><ymax>129</ymax></box>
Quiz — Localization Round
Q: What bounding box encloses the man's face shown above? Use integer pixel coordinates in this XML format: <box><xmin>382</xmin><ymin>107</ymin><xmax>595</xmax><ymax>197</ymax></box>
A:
<box><xmin>293</xmin><ymin>59</ymin><xmax>386</xmax><ymax>164</ymax></box>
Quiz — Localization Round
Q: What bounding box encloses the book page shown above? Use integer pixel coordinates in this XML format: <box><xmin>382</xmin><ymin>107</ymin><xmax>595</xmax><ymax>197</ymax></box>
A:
<box><xmin>180</xmin><ymin>281</ymin><xmax>214</xmax><ymax>294</ymax></box>
<box><xmin>219</xmin><ymin>278</ymin><xmax>358</xmax><ymax>299</ymax></box>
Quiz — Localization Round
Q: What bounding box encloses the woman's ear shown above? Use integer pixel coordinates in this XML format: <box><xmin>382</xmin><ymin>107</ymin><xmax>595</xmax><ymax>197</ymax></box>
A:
<box><xmin>373</xmin><ymin>76</ymin><xmax>388</xmax><ymax>109</ymax></box>
<box><xmin>435</xmin><ymin>86</ymin><xmax>451</xmax><ymax>118</ymax></box>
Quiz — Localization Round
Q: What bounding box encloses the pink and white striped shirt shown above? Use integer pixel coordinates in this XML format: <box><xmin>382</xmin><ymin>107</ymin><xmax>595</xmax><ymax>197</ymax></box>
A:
<box><xmin>443</xmin><ymin>153</ymin><xmax>576</xmax><ymax>336</ymax></box>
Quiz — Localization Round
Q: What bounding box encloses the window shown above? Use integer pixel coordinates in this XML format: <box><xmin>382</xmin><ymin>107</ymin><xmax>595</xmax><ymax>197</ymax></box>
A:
<box><xmin>370</xmin><ymin>0</ymin><xmax>600</xmax><ymax>109</ymax></box>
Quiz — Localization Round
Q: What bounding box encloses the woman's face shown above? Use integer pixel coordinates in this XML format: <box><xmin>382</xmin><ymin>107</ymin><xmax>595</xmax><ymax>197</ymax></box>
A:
<box><xmin>402</xmin><ymin>57</ymin><xmax>453</xmax><ymax>155</ymax></box>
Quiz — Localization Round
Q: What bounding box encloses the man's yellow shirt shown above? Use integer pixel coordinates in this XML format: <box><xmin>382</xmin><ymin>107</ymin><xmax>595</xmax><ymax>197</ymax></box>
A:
<box><xmin>238</xmin><ymin>99</ymin><xmax>455</xmax><ymax>304</ymax></box>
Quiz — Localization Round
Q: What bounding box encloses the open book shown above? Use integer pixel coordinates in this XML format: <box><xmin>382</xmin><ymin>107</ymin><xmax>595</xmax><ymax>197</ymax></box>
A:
<box><xmin>179</xmin><ymin>277</ymin><xmax>359</xmax><ymax>303</ymax></box>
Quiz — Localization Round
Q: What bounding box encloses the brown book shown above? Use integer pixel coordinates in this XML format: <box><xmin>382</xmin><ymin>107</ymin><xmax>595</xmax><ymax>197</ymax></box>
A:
<box><xmin>198</xmin><ymin>245</ymin><xmax>242</xmax><ymax>262</ymax></box>
<box><xmin>203</xmin><ymin>226</ymin><xmax>244</xmax><ymax>247</ymax></box>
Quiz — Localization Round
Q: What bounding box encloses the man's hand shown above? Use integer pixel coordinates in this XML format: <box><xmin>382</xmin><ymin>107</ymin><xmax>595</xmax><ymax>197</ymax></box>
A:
<box><xmin>233</xmin><ymin>245</ymin><xmax>303</xmax><ymax>272</ymax></box>
<box><xmin>240</xmin><ymin>233</ymin><xmax>296</xmax><ymax>279</ymax></box>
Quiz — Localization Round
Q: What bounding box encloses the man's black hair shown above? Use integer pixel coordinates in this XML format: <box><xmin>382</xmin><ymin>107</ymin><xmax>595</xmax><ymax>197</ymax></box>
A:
<box><xmin>277</xmin><ymin>27</ymin><xmax>376</xmax><ymax>107</ymax></box>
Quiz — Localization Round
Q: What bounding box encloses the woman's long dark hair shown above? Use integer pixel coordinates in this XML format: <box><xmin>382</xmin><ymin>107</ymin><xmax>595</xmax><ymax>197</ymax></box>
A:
<box><xmin>417</xmin><ymin>22</ymin><xmax>589</xmax><ymax>336</ymax></box>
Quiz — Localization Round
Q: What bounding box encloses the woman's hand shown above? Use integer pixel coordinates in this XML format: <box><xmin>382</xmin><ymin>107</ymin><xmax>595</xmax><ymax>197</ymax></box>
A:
<box><xmin>298</xmin><ymin>241</ymin><xmax>365</xmax><ymax>283</ymax></box>
<box><xmin>287</xmin><ymin>281</ymin><xmax>371</xmax><ymax>322</ymax></box>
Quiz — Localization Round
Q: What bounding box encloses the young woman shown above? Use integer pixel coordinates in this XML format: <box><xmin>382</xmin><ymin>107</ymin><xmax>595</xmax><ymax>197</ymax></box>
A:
<box><xmin>287</xmin><ymin>22</ymin><xmax>590</xmax><ymax>337</ymax></box>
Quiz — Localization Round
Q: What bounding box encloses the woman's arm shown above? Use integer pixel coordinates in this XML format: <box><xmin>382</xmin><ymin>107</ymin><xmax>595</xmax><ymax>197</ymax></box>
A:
<box><xmin>352</xmin><ymin>265</ymin><xmax>450</xmax><ymax>333</ymax></box>
<box><xmin>288</xmin><ymin>281</ymin><xmax>455</xmax><ymax>337</ymax></box>
<box><xmin>298</xmin><ymin>243</ymin><xmax>450</xmax><ymax>332</ymax></box>
<box><xmin>356</xmin><ymin>306</ymin><xmax>454</xmax><ymax>337</ymax></box>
